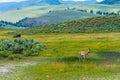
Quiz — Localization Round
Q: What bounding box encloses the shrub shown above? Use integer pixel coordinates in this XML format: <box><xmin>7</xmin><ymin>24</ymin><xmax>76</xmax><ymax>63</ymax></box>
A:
<box><xmin>0</xmin><ymin>38</ymin><xmax>46</xmax><ymax>59</ymax></box>
<box><xmin>8</xmin><ymin>54</ymin><xmax>15</xmax><ymax>60</ymax></box>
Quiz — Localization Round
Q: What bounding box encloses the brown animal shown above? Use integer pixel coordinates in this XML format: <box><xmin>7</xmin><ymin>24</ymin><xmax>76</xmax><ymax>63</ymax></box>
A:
<box><xmin>13</xmin><ymin>34</ymin><xmax>21</xmax><ymax>38</ymax></box>
<box><xmin>78</xmin><ymin>49</ymin><xmax>91</xmax><ymax>61</ymax></box>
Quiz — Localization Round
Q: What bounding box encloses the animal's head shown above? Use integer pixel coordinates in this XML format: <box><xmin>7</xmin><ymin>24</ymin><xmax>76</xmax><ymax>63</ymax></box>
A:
<box><xmin>87</xmin><ymin>48</ymin><xmax>91</xmax><ymax>53</ymax></box>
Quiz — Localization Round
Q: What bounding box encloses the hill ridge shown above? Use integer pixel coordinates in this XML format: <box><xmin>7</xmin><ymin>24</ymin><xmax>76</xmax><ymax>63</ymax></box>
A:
<box><xmin>16</xmin><ymin>15</ymin><xmax>120</xmax><ymax>34</ymax></box>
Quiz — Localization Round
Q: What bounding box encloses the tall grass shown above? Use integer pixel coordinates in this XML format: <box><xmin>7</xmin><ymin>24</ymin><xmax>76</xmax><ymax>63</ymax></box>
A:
<box><xmin>0</xmin><ymin>32</ymin><xmax>118</xmax><ymax>80</ymax></box>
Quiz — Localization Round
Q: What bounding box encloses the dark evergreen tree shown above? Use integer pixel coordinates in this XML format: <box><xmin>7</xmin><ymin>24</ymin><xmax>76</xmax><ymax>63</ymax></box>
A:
<box><xmin>90</xmin><ymin>10</ymin><xmax>94</xmax><ymax>14</ymax></box>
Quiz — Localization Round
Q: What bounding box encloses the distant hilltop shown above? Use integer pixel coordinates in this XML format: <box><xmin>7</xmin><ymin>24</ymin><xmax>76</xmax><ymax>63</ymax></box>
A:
<box><xmin>3</xmin><ymin>0</ymin><xmax>120</xmax><ymax>12</ymax></box>
<box><xmin>0</xmin><ymin>0</ymin><xmax>61</xmax><ymax>12</ymax></box>
<box><xmin>99</xmin><ymin>0</ymin><xmax>120</xmax><ymax>4</ymax></box>
<box><xmin>0</xmin><ymin>0</ymin><xmax>99</xmax><ymax>12</ymax></box>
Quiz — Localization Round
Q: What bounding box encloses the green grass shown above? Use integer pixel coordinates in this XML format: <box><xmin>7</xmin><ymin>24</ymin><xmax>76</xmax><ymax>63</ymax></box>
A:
<box><xmin>0</xmin><ymin>4</ymin><xmax>120</xmax><ymax>22</ymax></box>
<box><xmin>0</xmin><ymin>30</ymin><xmax>120</xmax><ymax>80</ymax></box>
<box><xmin>16</xmin><ymin>15</ymin><xmax>120</xmax><ymax>34</ymax></box>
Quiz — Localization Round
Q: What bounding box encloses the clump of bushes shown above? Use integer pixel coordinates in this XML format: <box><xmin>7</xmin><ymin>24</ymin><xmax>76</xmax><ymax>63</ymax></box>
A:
<box><xmin>0</xmin><ymin>38</ymin><xmax>46</xmax><ymax>60</ymax></box>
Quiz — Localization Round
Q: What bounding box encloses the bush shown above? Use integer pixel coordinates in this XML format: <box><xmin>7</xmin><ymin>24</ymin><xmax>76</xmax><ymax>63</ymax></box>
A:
<box><xmin>8</xmin><ymin>54</ymin><xmax>15</xmax><ymax>60</ymax></box>
<box><xmin>0</xmin><ymin>38</ymin><xmax>46</xmax><ymax>59</ymax></box>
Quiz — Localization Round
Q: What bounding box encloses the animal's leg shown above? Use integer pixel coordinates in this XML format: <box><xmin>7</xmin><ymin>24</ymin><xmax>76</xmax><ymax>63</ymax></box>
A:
<box><xmin>78</xmin><ymin>55</ymin><xmax>81</xmax><ymax>62</ymax></box>
<box><xmin>83</xmin><ymin>55</ymin><xmax>86</xmax><ymax>61</ymax></box>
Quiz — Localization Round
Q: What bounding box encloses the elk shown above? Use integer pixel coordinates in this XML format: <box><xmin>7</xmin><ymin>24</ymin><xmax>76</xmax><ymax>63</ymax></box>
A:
<box><xmin>13</xmin><ymin>34</ymin><xmax>21</xmax><ymax>38</ymax></box>
<box><xmin>78</xmin><ymin>49</ymin><xmax>91</xmax><ymax>61</ymax></box>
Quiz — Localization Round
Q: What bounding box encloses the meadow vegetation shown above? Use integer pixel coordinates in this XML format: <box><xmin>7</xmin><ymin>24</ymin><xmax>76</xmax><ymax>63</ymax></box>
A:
<box><xmin>0</xmin><ymin>38</ymin><xmax>46</xmax><ymax>60</ymax></box>
<box><xmin>0</xmin><ymin>30</ymin><xmax>119</xmax><ymax>80</ymax></box>
<box><xmin>0</xmin><ymin>3</ymin><xmax>120</xmax><ymax>80</ymax></box>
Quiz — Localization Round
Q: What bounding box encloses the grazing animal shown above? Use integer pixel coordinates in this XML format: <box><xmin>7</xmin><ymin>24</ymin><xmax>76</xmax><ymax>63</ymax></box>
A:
<box><xmin>13</xmin><ymin>34</ymin><xmax>21</xmax><ymax>38</ymax></box>
<box><xmin>78</xmin><ymin>49</ymin><xmax>91</xmax><ymax>61</ymax></box>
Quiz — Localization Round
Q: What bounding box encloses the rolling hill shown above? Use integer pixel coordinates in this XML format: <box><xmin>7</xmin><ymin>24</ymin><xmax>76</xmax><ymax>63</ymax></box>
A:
<box><xmin>16</xmin><ymin>15</ymin><xmax>120</xmax><ymax>34</ymax></box>
<box><xmin>0</xmin><ymin>4</ymin><xmax>120</xmax><ymax>23</ymax></box>
<box><xmin>60</xmin><ymin>0</ymin><xmax>97</xmax><ymax>4</ymax></box>
<box><xmin>99</xmin><ymin>0</ymin><xmax>120</xmax><ymax>4</ymax></box>
<box><xmin>16</xmin><ymin>9</ymin><xmax>96</xmax><ymax>27</ymax></box>
<box><xmin>0</xmin><ymin>0</ymin><xmax>61</xmax><ymax>12</ymax></box>
<box><xmin>0</xmin><ymin>20</ymin><xmax>18</xmax><ymax>28</ymax></box>
<box><xmin>0</xmin><ymin>0</ymin><xmax>101</xmax><ymax>13</ymax></box>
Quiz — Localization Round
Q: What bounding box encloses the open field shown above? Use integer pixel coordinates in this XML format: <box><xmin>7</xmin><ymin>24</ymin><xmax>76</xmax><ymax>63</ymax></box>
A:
<box><xmin>0</xmin><ymin>30</ymin><xmax>120</xmax><ymax>80</ymax></box>
<box><xmin>0</xmin><ymin>4</ymin><xmax>120</xmax><ymax>23</ymax></box>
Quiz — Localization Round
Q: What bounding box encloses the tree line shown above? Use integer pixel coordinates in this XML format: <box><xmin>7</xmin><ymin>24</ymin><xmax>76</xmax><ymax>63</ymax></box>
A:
<box><xmin>65</xmin><ymin>7</ymin><xmax>120</xmax><ymax>16</ymax></box>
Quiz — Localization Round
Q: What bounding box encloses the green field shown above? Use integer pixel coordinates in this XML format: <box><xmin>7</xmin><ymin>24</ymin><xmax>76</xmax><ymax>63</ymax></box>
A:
<box><xmin>0</xmin><ymin>30</ymin><xmax>120</xmax><ymax>80</ymax></box>
<box><xmin>0</xmin><ymin>4</ymin><xmax>120</xmax><ymax>23</ymax></box>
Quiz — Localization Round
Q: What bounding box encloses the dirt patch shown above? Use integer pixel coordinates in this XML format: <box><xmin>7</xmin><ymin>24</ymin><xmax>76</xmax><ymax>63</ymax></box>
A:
<box><xmin>0</xmin><ymin>66</ymin><xmax>12</xmax><ymax>74</ymax></box>
<box><xmin>0</xmin><ymin>61</ymin><xmax>37</xmax><ymax>76</ymax></box>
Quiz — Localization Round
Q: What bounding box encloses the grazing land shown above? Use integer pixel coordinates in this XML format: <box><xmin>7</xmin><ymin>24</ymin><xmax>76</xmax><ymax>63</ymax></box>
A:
<box><xmin>0</xmin><ymin>30</ymin><xmax>120</xmax><ymax>80</ymax></box>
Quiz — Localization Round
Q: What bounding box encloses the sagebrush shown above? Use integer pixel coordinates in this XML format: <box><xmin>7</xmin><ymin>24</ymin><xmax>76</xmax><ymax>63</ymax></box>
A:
<box><xmin>0</xmin><ymin>38</ymin><xmax>46</xmax><ymax>59</ymax></box>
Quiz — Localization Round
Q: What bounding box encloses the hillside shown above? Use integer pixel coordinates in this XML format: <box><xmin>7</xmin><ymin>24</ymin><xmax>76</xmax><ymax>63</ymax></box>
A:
<box><xmin>16</xmin><ymin>15</ymin><xmax>120</xmax><ymax>34</ymax></box>
<box><xmin>0</xmin><ymin>0</ymin><xmax>100</xmax><ymax>12</ymax></box>
<box><xmin>61</xmin><ymin>0</ymin><xmax>97</xmax><ymax>4</ymax></box>
<box><xmin>16</xmin><ymin>10</ymin><xmax>96</xmax><ymax>27</ymax></box>
<box><xmin>1</xmin><ymin>4</ymin><xmax>120</xmax><ymax>23</ymax></box>
<box><xmin>41</xmin><ymin>0</ymin><xmax>61</xmax><ymax>4</ymax></box>
<box><xmin>100</xmin><ymin>0</ymin><xmax>120</xmax><ymax>4</ymax></box>
<box><xmin>0</xmin><ymin>20</ymin><xmax>18</xmax><ymax>28</ymax></box>
<box><xmin>0</xmin><ymin>0</ymin><xmax>61</xmax><ymax>12</ymax></box>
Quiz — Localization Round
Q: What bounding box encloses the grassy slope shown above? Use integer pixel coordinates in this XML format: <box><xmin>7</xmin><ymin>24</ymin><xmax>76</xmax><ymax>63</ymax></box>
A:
<box><xmin>0</xmin><ymin>4</ymin><xmax>120</xmax><ymax>23</ymax></box>
<box><xmin>17</xmin><ymin>15</ymin><xmax>120</xmax><ymax>34</ymax></box>
<box><xmin>36</xmin><ymin>9</ymin><xmax>95</xmax><ymax>23</ymax></box>
<box><xmin>17</xmin><ymin>9</ymin><xmax>95</xmax><ymax>27</ymax></box>
<box><xmin>0</xmin><ymin>30</ymin><xmax>120</xmax><ymax>80</ymax></box>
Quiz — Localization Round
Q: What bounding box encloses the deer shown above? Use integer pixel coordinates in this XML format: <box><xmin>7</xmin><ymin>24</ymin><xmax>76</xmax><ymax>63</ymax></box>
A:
<box><xmin>78</xmin><ymin>49</ymin><xmax>91</xmax><ymax>61</ymax></box>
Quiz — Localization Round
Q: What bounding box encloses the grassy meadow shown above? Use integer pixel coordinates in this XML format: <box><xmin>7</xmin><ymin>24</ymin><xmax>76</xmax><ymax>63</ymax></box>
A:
<box><xmin>0</xmin><ymin>30</ymin><xmax>120</xmax><ymax>80</ymax></box>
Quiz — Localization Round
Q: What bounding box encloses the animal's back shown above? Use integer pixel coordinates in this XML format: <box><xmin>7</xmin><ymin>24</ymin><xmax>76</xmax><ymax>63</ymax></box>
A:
<box><xmin>79</xmin><ymin>51</ymin><xmax>87</xmax><ymax>55</ymax></box>
<box><xmin>13</xmin><ymin>34</ymin><xmax>21</xmax><ymax>38</ymax></box>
